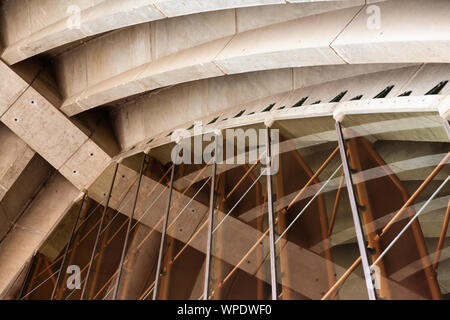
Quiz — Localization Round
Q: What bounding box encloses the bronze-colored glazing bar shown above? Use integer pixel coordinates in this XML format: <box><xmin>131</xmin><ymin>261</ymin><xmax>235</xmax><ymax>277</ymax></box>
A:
<box><xmin>51</xmin><ymin>193</ymin><xmax>87</xmax><ymax>300</ymax></box>
<box><xmin>323</xmin><ymin>153</ymin><xmax>450</xmax><ymax>298</ymax></box>
<box><xmin>44</xmin><ymin>258</ymin><xmax>57</xmax><ymax>287</ymax></box>
<box><xmin>433</xmin><ymin>200</ymin><xmax>450</xmax><ymax>272</ymax></box>
<box><xmin>225</xmin><ymin>152</ymin><xmax>265</xmax><ymax>200</ymax></box>
<box><xmin>438</xmin><ymin>120</ymin><xmax>450</xmax><ymax>271</ymax></box>
<box><xmin>113</xmin><ymin>154</ymin><xmax>147</xmax><ymax>300</ymax></box>
<box><xmin>35</xmin><ymin>203</ymin><xmax>103</xmax><ymax>281</ymax></box>
<box><xmin>443</xmin><ymin>119</ymin><xmax>450</xmax><ymax>140</ymax></box>
<box><xmin>140</xmin><ymin>282</ymin><xmax>155</xmax><ymax>300</ymax></box>
<box><xmin>285</xmin><ymin>147</ymin><xmax>339</xmax><ymax>212</ymax></box>
<box><xmin>322</xmin><ymin>150</ymin><xmax>450</xmax><ymax>299</ymax></box>
<box><xmin>265</xmin><ymin>127</ymin><xmax>278</xmax><ymax>300</ymax></box>
<box><xmin>179</xmin><ymin>161</ymin><xmax>211</xmax><ymax>198</ymax></box>
<box><xmin>19</xmin><ymin>254</ymin><xmax>37</xmax><ymax>299</ymax></box>
<box><xmin>436</xmin><ymin>120</ymin><xmax>450</xmax><ymax>271</ymax></box>
<box><xmin>335</xmin><ymin>121</ymin><xmax>376</xmax><ymax>300</ymax></box>
<box><xmin>93</xmin><ymin>269</ymin><xmax>118</xmax><ymax>300</ymax></box>
<box><xmin>321</xmin><ymin>257</ymin><xmax>362</xmax><ymax>300</ymax></box>
<box><xmin>59</xmin><ymin>175</ymin><xmax>154</xmax><ymax>299</ymax></box>
<box><xmin>220</xmin><ymin>229</ymin><xmax>270</xmax><ymax>287</ymax></box>
<box><xmin>171</xmin><ymin>219</ymin><xmax>208</xmax><ymax>263</ymax></box>
<box><xmin>380</xmin><ymin>152</ymin><xmax>450</xmax><ymax>235</ymax></box>
<box><xmin>80</xmin><ymin>162</ymin><xmax>119</xmax><ymax>300</ymax></box>
<box><xmin>152</xmin><ymin>161</ymin><xmax>176</xmax><ymax>300</ymax></box>
<box><xmin>108</xmin><ymin>166</ymin><xmax>173</xmax><ymax>247</ymax></box>
<box><xmin>203</xmin><ymin>136</ymin><xmax>218</xmax><ymax>300</ymax></box>
<box><xmin>328</xmin><ymin>172</ymin><xmax>345</xmax><ymax>237</ymax></box>
<box><xmin>372</xmin><ymin>176</ymin><xmax>449</xmax><ymax>270</ymax></box>
<box><xmin>88</xmin><ymin>210</ymin><xmax>114</xmax><ymax>298</ymax></box>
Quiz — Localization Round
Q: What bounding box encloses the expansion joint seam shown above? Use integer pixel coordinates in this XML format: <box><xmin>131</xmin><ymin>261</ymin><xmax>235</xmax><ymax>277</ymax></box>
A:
<box><xmin>56</xmin><ymin>135</ymin><xmax>91</xmax><ymax>172</ymax></box>
<box><xmin>0</xmin><ymin>167</ymin><xmax>55</xmax><ymax>246</ymax></box>
<box><xmin>152</xmin><ymin>3</ymin><xmax>168</xmax><ymax>18</ymax></box>
<box><xmin>329</xmin><ymin>4</ymin><xmax>367</xmax><ymax>64</ymax></box>
<box><xmin>214</xmin><ymin>29</ymin><xmax>237</xmax><ymax>60</ymax></box>
<box><xmin>212</xmin><ymin>61</ymin><xmax>227</xmax><ymax>76</ymax></box>
<box><xmin>396</xmin><ymin>63</ymin><xmax>425</xmax><ymax>96</ymax></box>
<box><xmin>0</xmin><ymin>68</ymin><xmax>42</xmax><ymax>119</ymax></box>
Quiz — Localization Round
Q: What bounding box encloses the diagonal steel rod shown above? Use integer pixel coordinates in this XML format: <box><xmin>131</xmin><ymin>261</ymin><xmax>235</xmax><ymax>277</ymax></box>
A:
<box><xmin>225</xmin><ymin>151</ymin><xmax>265</xmax><ymax>200</ymax></box>
<box><xmin>20</xmin><ymin>269</ymin><xmax>61</xmax><ymax>300</ymax></box>
<box><xmin>141</xmin><ymin>282</ymin><xmax>155</xmax><ymax>300</ymax></box>
<box><xmin>433</xmin><ymin>199</ymin><xmax>450</xmax><ymax>271</ymax></box>
<box><xmin>219</xmin><ymin>229</ymin><xmax>270</xmax><ymax>288</ymax></box>
<box><xmin>213</xmin><ymin>171</ymin><xmax>264</xmax><ymax>233</ymax></box>
<box><xmin>380</xmin><ymin>152</ymin><xmax>450</xmax><ymax>235</ymax></box>
<box><xmin>54</xmin><ymin>169</ymin><xmax>161</xmax><ymax>299</ymax></box>
<box><xmin>104</xmin><ymin>164</ymin><xmax>174</xmax><ymax>246</ymax></box>
<box><xmin>285</xmin><ymin>147</ymin><xmax>339</xmax><ymax>212</ymax></box>
<box><xmin>371</xmin><ymin>176</ymin><xmax>449</xmax><ymax>269</ymax></box>
<box><xmin>336</xmin><ymin>121</ymin><xmax>377</xmax><ymax>300</ymax></box>
<box><xmin>152</xmin><ymin>162</ymin><xmax>176</xmax><ymax>300</ymax></box>
<box><xmin>139</xmin><ymin>157</ymin><xmax>218</xmax><ymax>300</ymax></box>
<box><xmin>321</xmin><ymin>257</ymin><xmax>362</xmax><ymax>300</ymax></box>
<box><xmin>276</xmin><ymin>165</ymin><xmax>342</xmax><ymax>243</ymax></box>
<box><xmin>113</xmin><ymin>154</ymin><xmax>147</xmax><ymax>300</ymax></box>
<box><xmin>443</xmin><ymin>119</ymin><xmax>450</xmax><ymax>140</ymax></box>
<box><xmin>80</xmin><ymin>162</ymin><xmax>119</xmax><ymax>300</ymax></box>
<box><xmin>203</xmin><ymin>136</ymin><xmax>218</xmax><ymax>300</ymax></box>
<box><xmin>19</xmin><ymin>253</ymin><xmax>37</xmax><ymax>299</ymax></box>
<box><xmin>51</xmin><ymin>193</ymin><xmax>87</xmax><ymax>300</ymax></box>
<box><xmin>322</xmin><ymin>150</ymin><xmax>450</xmax><ymax>299</ymax></box>
<box><xmin>175</xmin><ymin>155</ymin><xmax>340</xmax><ymax>294</ymax></box>
<box><xmin>34</xmin><ymin>201</ymin><xmax>105</xmax><ymax>280</ymax></box>
<box><xmin>41</xmin><ymin>172</ymin><xmax>138</xmax><ymax>281</ymax></box>
<box><xmin>265</xmin><ymin>126</ymin><xmax>278</xmax><ymax>300</ymax></box>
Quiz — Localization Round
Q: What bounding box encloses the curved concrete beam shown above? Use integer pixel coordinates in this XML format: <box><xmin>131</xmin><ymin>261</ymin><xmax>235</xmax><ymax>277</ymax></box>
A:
<box><xmin>0</xmin><ymin>173</ymin><xmax>79</xmax><ymax>298</ymax></box>
<box><xmin>0</xmin><ymin>124</ymin><xmax>35</xmax><ymax>202</ymax></box>
<box><xmin>0</xmin><ymin>0</ymin><xmax>363</xmax><ymax>65</ymax></box>
<box><xmin>55</xmin><ymin>1</ymin><xmax>365</xmax><ymax>107</ymax></box>
<box><xmin>59</xmin><ymin>0</ymin><xmax>450</xmax><ymax>117</ymax></box>
<box><xmin>110</xmin><ymin>63</ymin><xmax>449</xmax><ymax>150</ymax></box>
<box><xmin>0</xmin><ymin>61</ymin><xmax>113</xmax><ymax>191</ymax></box>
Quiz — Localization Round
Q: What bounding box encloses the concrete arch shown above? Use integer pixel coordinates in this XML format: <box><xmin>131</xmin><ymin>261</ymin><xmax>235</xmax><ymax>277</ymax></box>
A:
<box><xmin>56</xmin><ymin>0</ymin><xmax>450</xmax><ymax>117</ymax></box>
<box><xmin>109</xmin><ymin>63</ymin><xmax>450</xmax><ymax>150</ymax></box>
<box><xmin>0</xmin><ymin>0</ymin><xmax>364</xmax><ymax>65</ymax></box>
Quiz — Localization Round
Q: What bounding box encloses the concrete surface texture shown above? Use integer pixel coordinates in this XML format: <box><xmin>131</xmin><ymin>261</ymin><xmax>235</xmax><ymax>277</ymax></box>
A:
<box><xmin>0</xmin><ymin>0</ymin><xmax>448</xmax><ymax>300</ymax></box>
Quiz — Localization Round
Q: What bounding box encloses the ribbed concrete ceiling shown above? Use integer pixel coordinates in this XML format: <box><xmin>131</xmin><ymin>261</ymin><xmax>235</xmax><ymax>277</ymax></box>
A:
<box><xmin>0</xmin><ymin>0</ymin><xmax>449</xmax><ymax>299</ymax></box>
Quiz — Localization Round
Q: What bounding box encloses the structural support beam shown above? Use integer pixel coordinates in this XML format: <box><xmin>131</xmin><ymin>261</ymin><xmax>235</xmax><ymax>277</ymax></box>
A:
<box><xmin>203</xmin><ymin>135</ymin><xmax>219</xmax><ymax>300</ymax></box>
<box><xmin>50</xmin><ymin>193</ymin><xmax>86</xmax><ymax>300</ymax></box>
<box><xmin>0</xmin><ymin>124</ymin><xmax>35</xmax><ymax>203</ymax></box>
<box><xmin>152</xmin><ymin>162</ymin><xmax>176</xmax><ymax>300</ymax></box>
<box><xmin>265</xmin><ymin>127</ymin><xmax>278</xmax><ymax>300</ymax></box>
<box><xmin>335</xmin><ymin>121</ymin><xmax>377</xmax><ymax>300</ymax></box>
<box><xmin>0</xmin><ymin>173</ymin><xmax>79</xmax><ymax>297</ymax></box>
<box><xmin>0</xmin><ymin>60</ymin><xmax>112</xmax><ymax>191</ymax></box>
<box><xmin>81</xmin><ymin>163</ymin><xmax>118</xmax><ymax>300</ymax></box>
<box><xmin>113</xmin><ymin>154</ymin><xmax>146</xmax><ymax>300</ymax></box>
<box><xmin>0</xmin><ymin>58</ymin><xmax>119</xmax><ymax>295</ymax></box>
<box><xmin>2</xmin><ymin>0</ymin><xmax>321</xmax><ymax>65</ymax></box>
<box><xmin>50</xmin><ymin>0</ymin><xmax>450</xmax><ymax>118</ymax></box>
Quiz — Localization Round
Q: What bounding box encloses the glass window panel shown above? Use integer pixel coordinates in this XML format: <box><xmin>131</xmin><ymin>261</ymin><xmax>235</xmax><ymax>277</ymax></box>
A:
<box><xmin>267</xmin><ymin>117</ymin><xmax>370</xmax><ymax>300</ymax></box>
<box><xmin>154</xmin><ymin>158</ymin><xmax>212</xmax><ymax>300</ymax></box>
<box><xmin>208</xmin><ymin>125</ymin><xmax>273</xmax><ymax>300</ymax></box>
<box><xmin>340</xmin><ymin>112</ymin><xmax>450</xmax><ymax>300</ymax></box>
